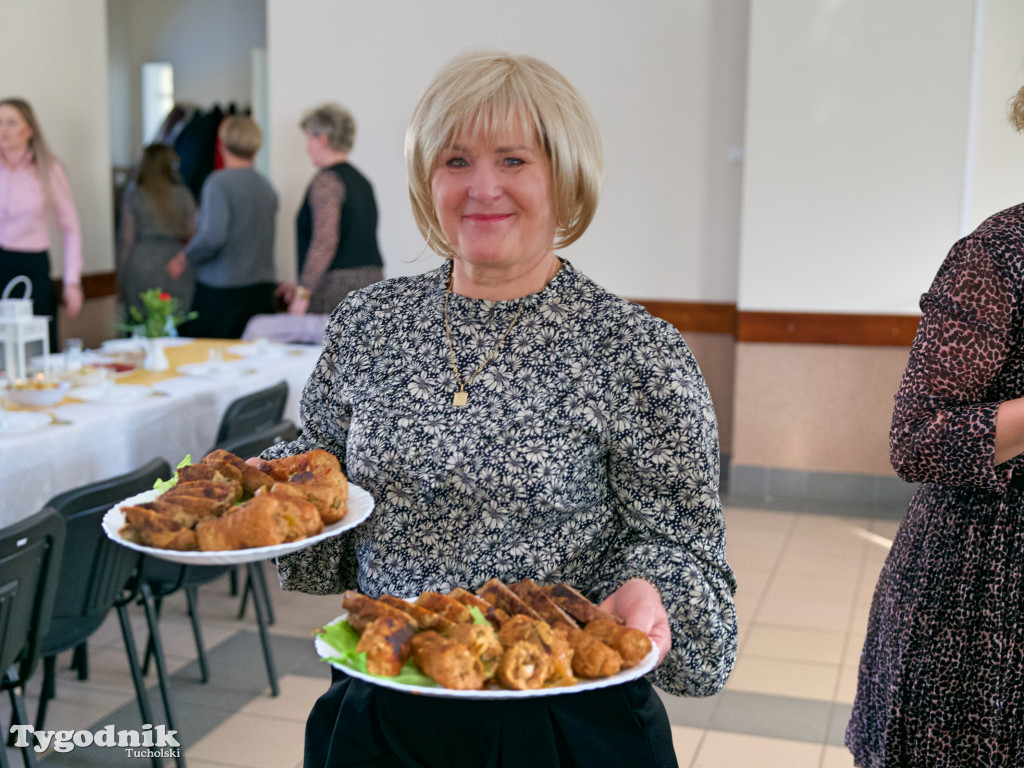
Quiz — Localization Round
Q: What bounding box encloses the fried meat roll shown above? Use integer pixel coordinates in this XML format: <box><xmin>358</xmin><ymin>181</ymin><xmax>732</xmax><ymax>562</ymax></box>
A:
<box><xmin>495</xmin><ymin>641</ymin><xmax>550</xmax><ymax>690</ymax></box>
<box><xmin>543</xmin><ymin>583</ymin><xmax>624</xmax><ymax>626</ymax></box>
<box><xmin>415</xmin><ymin>591</ymin><xmax>472</xmax><ymax>623</ymax></box>
<box><xmin>176</xmin><ymin>461</ymin><xmax>243</xmax><ymax>486</ymax></box>
<box><xmin>448</xmin><ymin>622</ymin><xmax>503</xmax><ymax>680</ymax></box>
<box><xmin>447</xmin><ymin>587</ymin><xmax>509</xmax><ymax>629</ymax></box>
<box><xmin>498</xmin><ymin>614</ymin><xmax>574</xmax><ymax>683</ymax></box>
<box><xmin>411</xmin><ymin>631</ymin><xmax>484</xmax><ymax>690</ymax></box>
<box><xmin>377</xmin><ymin>594</ymin><xmax>454</xmax><ymax>632</ymax></box>
<box><xmin>557</xmin><ymin>622</ymin><xmax>622</xmax><ymax>679</ymax></box>
<box><xmin>509</xmin><ymin>578</ymin><xmax>579</xmax><ymax>628</ymax></box>
<box><xmin>357</xmin><ymin>615</ymin><xmax>416</xmax><ymax>676</ymax></box>
<box><xmin>121</xmin><ymin>506</ymin><xmax>198</xmax><ymax>550</ymax></box>
<box><xmin>194</xmin><ymin>496</ymin><xmax>288</xmax><ymax>550</ymax></box>
<box><xmin>201</xmin><ymin>449</ymin><xmax>276</xmax><ymax>496</ymax></box>
<box><xmin>341</xmin><ymin>591</ymin><xmax>415</xmax><ymax>632</ymax></box>
<box><xmin>258</xmin><ymin>487</ymin><xmax>323</xmax><ymax>539</ymax></box>
<box><xmin>476</xmin><ymin>578</ymin><xmax>544</xmax><ymax>621</ymax></box>
<box><xmin>255</xmin><ymin>449</ymin><xmax>348</xmax><ymax>523</ymax></box>
<box><xmin>583</xmin><ymin>619</ymin><xmax>652</xmax><ymax>668</ymax></box>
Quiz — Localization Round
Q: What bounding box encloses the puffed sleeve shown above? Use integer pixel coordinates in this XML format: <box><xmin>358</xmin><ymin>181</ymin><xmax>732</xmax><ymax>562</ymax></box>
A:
<box><xmin>265</xmin><ymin>299</ymin><xmax>359</xmax><ymax>594</ymax></box>
<box><xmin>890</xmin><ymin>230</ymin><xmax>1018</xmax><ymax>490</ymax></box>
<box><xmin>592</xmin><ymin>316</ymin><xmax>737</xmax><ymax>697</ymax></box>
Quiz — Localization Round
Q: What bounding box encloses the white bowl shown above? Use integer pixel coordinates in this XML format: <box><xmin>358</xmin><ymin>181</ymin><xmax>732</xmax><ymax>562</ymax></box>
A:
<box><xmin>7</xmin><ymin>380</ymin><xmax>71</xmax><ymax>407</ymax></box>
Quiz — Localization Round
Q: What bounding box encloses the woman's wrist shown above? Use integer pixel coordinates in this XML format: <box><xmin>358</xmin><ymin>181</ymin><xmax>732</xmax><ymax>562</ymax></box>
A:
<box><xmin>294</xmin><ymin>285</ymin><xmax>312</xmax><ymax>300</ymax></box>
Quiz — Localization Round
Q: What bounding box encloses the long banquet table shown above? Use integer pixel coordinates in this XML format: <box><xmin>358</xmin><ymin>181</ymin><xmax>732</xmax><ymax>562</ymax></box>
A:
<box><xmin>0</xmin><ymin>338</ymin><xmax>321</xmax><ymax>526</ymax></box>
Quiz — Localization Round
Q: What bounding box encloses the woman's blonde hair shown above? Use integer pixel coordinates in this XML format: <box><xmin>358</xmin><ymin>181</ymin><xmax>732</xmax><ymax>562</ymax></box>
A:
<box><xmin>219</xmin><ymin>116</ymin><xmax>262</xmax><ymax>160</ymax></box>
<box><xmin>405</xmin><ymin>49</ymin><xmax>603</xmax><ymax>259</ymax></box>
<box><xmin>1010</xmin><ymin>85</ymin><xmax>1024</xmax><ymax>133</ymax></box>
<box><xmin>301</xmin><ymin>103</ymin><xmax>356</xmax><ymax>152</ymax></box>
<box><xmin>0</xmin><ymin>97</ymin><xmax>60</xmax><ymax>214</ymax></box>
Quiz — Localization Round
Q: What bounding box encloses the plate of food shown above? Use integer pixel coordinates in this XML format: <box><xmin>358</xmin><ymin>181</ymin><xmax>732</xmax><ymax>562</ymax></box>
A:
<box><xmin>314</xmin><ymin>579</ymin><xmax>658</xmax><ymax>699</ymax></box>
<box><xmin>103</xmin><ymin>448</ymin><xmax>375</xmax><ymax>565</ymax></box>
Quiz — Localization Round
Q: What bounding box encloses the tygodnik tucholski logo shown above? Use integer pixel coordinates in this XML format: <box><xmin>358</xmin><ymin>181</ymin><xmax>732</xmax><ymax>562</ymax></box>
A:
<box><xmin>9</xmin><ymin>723</ymin><xmax>180</xmax><ymax>758</ymax></box>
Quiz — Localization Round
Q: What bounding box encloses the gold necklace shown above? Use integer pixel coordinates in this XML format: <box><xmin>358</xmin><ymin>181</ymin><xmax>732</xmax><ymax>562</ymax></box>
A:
<box><xmin>443</xmin><ymin>259</ymin><xmax>561</xmax><ymax>407</ymax></box>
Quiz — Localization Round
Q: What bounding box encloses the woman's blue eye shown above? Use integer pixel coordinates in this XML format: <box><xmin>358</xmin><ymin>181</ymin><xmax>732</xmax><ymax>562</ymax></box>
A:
<box><xmin>503</xmin><ymin>157</ymin><xmax>524</xmax><ymax>167</ymax></box>
<box><xmin>446</xmin><ymin>157</ymin><xmax>468</xmax><ymax>168</ymax></box>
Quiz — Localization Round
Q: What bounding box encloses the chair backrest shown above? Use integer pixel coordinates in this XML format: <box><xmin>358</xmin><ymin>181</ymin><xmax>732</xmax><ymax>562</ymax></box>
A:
<box><xmin>40</xmin><ymin>458</ymin><xmax>172</xmax><ymax>658</ymax></box>
<box><xmin>0</xmin><ymin>508</ymin><xmax>65</xmax><ymax>686</ymax></box>
<box><xmin>214</xmin><ymin>419</ymin><xmax>298</xmax><ymax>459</ymax></box>
<box><xmin>215</xmin><ymin>380</ymin><xmax>288</xmax><ymax>445</ymax></box>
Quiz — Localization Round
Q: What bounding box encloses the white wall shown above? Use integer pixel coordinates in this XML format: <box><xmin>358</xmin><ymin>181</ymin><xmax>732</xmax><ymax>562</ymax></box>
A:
<box><xmin>0</xmin><ymin>0</ymin><xmax>113</xmax><ymax>279</ymax></box>
<box><xmin>266</xmin><ymin>0</ymin><xmax>748</xmax><ymax>301</ymax></box>
<box><xmin>106</xmin><ymin>0</ymin><xmax>266</xmax><ymax>165</ymax></box>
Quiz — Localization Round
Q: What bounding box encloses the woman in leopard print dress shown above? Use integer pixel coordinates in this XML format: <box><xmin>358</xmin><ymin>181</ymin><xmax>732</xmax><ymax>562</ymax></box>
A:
<box><xmin>846</xmin><ymin>87</ymin><xmax>1024</xmax><ymax>767</ymax></box>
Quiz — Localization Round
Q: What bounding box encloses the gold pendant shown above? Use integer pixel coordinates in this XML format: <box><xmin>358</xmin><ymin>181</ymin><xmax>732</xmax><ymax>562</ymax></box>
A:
<box><xmin>453</xmin><ymin>391</ymin><xmax>468</xmax><ymax>407</ymax></box>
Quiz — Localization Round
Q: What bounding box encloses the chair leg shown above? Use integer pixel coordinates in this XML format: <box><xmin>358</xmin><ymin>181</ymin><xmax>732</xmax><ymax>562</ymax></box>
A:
<box><xmin>116</xmin><ymin>604</ymin><xmax>163</xmax><ymax>768</ymax></box>
<box><xmin>245</xmin><ymin>562</ymin><xmax>279</xmax><ymax>696</ymax></box>
<box><xmin>33</xmin><ymin>656</ymin><xmax>57</xmax><ymax>732</ymax></box>
<box><xmin>9</xmin><ymin>686</ymin><xmax>37</xmax><ymax>767</ymax></box>
<box><xmin>71</xmin><ymin>641</ymin><xmax>88</xmax><ymax>680</ymax></box>
<box><xmin>139</xmin><ymin>584</ymin><xmax>179</xmax><ymax>739</ymax></box>
<box><xmin>184</xmin><ymin>586</ymin><xmax>209</xmax><ymax>683</ymax></box>
<box><xmin>229</xmin><ymin>567</ymin><xmax>239</xmax><ymax>596</ymax></box>
<box><xmin>142</xmin><ymin>594</ymin><xmax>164</xmax><ymax>676</ymax></box>
<box><xmin>238</xmin><ymin>563</ymin><xmax>275</xmax><ymax>625</ymax></box>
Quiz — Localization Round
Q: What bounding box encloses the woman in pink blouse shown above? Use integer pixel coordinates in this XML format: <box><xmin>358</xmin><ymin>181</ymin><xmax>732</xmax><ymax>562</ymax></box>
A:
<box><xmin>0</xmin><ymin>98</ymin><xmax>83</xmax><ymax>348</ymax></box>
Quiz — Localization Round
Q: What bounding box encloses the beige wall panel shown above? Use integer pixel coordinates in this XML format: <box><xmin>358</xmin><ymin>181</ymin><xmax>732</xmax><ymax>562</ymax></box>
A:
<box><xmin>732</xmin><ymin>342</ymin><xmax>909</xmax><ymax>475</ymax></box>
<box><xmin>684</xmin><ymin>332</ymin><xmax>735</xmax><ymax>456</ymax></box>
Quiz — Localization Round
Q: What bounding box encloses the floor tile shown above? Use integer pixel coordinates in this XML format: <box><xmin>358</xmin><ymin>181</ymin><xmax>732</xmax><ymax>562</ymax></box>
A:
<box><xmin>726</xmin><ymin>655</ymin><xmax>839</xmax><ymax>701</ymax></box>
<box><xmin>693</xmin><ymin>730</ymin><xmax>822</xmax><ymax>768</ymax></box>
<box><xmin>670</xmin><ymin>725</ymin><xmax>704</xmax><ymax>766</ymax></box>
<box><xmin>188</xmin><ymin>711</ymin><xmax>306</xmax><ymax>767</ymax></box>
<box><xmin>742</xmin><ymin>624</ymin><xmax>846</xmax><ymax>665</ymax></box>
<box><xmin>821</xmin><ymin>744</ymin><xmax>858</xmax><ymax>767</ymax></box>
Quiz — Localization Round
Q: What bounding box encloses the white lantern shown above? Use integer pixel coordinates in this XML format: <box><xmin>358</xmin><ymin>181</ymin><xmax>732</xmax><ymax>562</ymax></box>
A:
<box><xmin>0</xmin><ymin>277</ymin><xmax>51</xmax><ymax>382</ymax></box>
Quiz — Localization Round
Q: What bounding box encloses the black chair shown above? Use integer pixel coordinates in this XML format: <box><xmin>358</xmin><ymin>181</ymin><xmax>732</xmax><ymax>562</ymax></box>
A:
<box><xmin>34</xmin><ymin>460</ymin><xmax>171</xmax><ymax>742</ymax></box>
<box><xmin>213</xmin><ymin>380</ymin><xmax>288</xmax><ymax>446</ymax></box>
<box><xmin>0</xmin><ymin>508</ymin><xmax>65</xmax><ymax>768</ymax></box>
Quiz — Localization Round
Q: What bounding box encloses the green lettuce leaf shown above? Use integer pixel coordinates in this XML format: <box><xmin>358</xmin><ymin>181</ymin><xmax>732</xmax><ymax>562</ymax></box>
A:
<box><xmin>316</xmin><ymin>618</ymin><xmax>439</xmax><ymax>687</ymax></box>
<box><xmin>153</xmin><ymin>454</ymin><xmax>193</xmax><ymax>493</ymax></box>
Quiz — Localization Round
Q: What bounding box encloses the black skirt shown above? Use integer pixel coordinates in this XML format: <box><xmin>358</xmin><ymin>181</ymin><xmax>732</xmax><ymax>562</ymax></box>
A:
<box><xmin>305</xmin><ymin>667</ymin><xmax>679</xmax><ymax>768</ymax></box>
<box><xmin>182</xmin><ymin>281</ymin><xmax>275</xmax><ymax>339</ymax></box>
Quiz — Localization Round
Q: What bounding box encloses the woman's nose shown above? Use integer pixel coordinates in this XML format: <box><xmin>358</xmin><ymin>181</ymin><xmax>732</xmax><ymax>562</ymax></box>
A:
<box><xmin>467</xmin><ymin>165</ymin><xmax>501</xmax><ymax>200</ymax></box>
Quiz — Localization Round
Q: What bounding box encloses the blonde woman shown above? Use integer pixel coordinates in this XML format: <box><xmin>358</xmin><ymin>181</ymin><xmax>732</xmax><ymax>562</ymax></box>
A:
<box><xmin>0</xmin><ymin>97</ymin><xmax>82</xmax><ymax>347</ymax></box>
<box><xmin>166</xmin><ymin>116</ymin><xmax>277</xmax><ymax>338</ymax></box>
<box><xmin>263</xmin><ymin>50</ymin><xmax>735</xmax><ymax>767</ymax></box>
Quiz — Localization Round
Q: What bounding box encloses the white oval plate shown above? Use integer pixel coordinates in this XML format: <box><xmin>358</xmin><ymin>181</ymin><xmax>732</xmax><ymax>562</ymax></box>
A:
<box><xmin>177</xmin><ymin>362</ymin><xmax>255</xmax><ymax>379</ymax></box>
<box><xmin>102</xmin><ymin>483</ymin><xmax>375</xmax><ymax>565</ymax></box>
<box><xmin>226</xmin><ymin>343</ymin><xmax>288</xmax><ymax>358</ymax></box>
<box><xmin>314</xmin><ymin>612</ymin><xmax>658</xmax><ymax>699</ymax></box>
<box><xmin>0</xmin><ymin>411</ymin><xmax>51</xmax><ymax>435</ymax></box>
<box><xmin>70</xmin><ymin>384</ymin><xmax>151</xmax><ymax>403</ymax></box>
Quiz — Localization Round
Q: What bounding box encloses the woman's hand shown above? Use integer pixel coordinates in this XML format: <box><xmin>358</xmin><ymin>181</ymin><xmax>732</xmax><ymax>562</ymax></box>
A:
<box><xmin>275</xmin><ymin>282</ymin><xmax>297</xmax><ymax>305</ymax></box>
<box><xmin>166</xmin><ymin>252</ymin><xmax>188</xmax><ymax>280</ymax></box>
<box><xmin>598</xmin><ymin>578</ymin><xmax>671</xmax><ymax>663</ymax></box>
<box><xmin>62</xmin><ymin>283</ymin><xmax>83</xmax><ymax>318</ymax></box>
<box><xmin>288</xmin><ymin>295</ymin><xmax>310</xmax><ymax>315</ymax></box>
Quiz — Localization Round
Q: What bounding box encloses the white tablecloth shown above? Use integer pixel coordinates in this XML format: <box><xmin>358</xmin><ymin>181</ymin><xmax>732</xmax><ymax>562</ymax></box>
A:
<box><xmin>0</xmin><ymin>340</ymin><xmax>321</xmax><ymax>527</ymax></box>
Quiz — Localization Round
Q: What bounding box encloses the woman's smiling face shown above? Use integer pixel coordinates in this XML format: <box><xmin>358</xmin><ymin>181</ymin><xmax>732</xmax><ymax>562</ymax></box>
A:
<box><xmin>431</xmin><ymin>121</ymin><xmax>557</xmax><ymax>273</ymax></box>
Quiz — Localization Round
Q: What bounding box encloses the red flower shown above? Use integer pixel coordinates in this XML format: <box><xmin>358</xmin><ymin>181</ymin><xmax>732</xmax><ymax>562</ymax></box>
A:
<box><xmin>159</xmin><ymin>292</ymin><xmax>172</xmax><ymax>301</ymax></box>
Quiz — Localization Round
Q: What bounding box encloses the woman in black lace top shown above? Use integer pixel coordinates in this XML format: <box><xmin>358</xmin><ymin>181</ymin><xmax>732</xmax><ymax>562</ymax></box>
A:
<box><xmin>263</xmin><ymin>49</ymin><xmax>737</xmax><ymax>768</ymax></box>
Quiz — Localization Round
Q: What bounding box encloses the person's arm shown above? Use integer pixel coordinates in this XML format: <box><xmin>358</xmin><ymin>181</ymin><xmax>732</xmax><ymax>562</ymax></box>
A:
<box><xmin>263</xmin><ymin>300</ymin><xmax>358</xmax><ymax>594</ymax></box>
<box><xmin>50</xmin><ymin>163</ymin><xmax>83</xmax><ymax>316</ymax></box>
<box><xmin>592</xmin><ymin>319</ymin><xmax>737</xmax><ymax>697</ymax></box>
<box><xmin>293</xmin><ymin>172</ymin><xmax>345</xmax><ymax>313</ymax></box>
<box><xmin>182</xmin><ymin>177</ymin><xmax>230</xmax><ymax>266</ymax></box>
<box><xmin>890</xmin><ymin>231</ymin><xmax>1019</xmax><ymax>488</ymax></box>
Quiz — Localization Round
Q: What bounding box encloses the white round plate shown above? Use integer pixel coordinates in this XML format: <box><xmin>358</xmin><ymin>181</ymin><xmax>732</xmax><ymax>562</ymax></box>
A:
<box><xmin>0</xmin><ymin>411</ymin><xmax>51</xmax><ymax>435</ymax></box>
<box><xmin>226</xmin><ymin>342</ymin><xmax>287</xmax><ymax>358</ymax></box>
<box><xmin>69</xmin><ymin>384</ymin><xmax>151</xmax><ymax>403</ymax></box>
<box><xmin>315</xmin><ymin>612</ymin><xmax>658</xmax><ymax>699</ymax></box>
<box><xmin>103</xmin><ymin>484</ymin><xmax>374</xmax><ymax>565</ymax></box>
<box><xmin>102</xmin><ymin>337</ymin><xmax>190</xmax><ymax>353</ymax></box>
<box><xmin>176</xmin><ymin>362</ymin><xmax>254</xmax><ymax>379</ymax></box>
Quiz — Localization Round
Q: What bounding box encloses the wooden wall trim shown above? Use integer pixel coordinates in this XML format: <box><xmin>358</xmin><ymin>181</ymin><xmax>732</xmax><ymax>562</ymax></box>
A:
<box><xmin>735</xmin><ymin>310</ymin><xmax>919</xmax><ymax>347</ymax></box>
<box><xmin>75</xmin><ymin>277</ymin><xmax>919</xmax><ymax>347</ymax></box>
<box><xmin>632</xmin><ymin>299</ymin><xmax>920</xmax><ymax>347</ymax></box>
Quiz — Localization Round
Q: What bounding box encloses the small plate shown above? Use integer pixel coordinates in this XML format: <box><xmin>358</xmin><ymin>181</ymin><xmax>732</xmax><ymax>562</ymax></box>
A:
<box><xmin>69</xmin><ymin>384</ymin><xmax>151</xmax><ymax>403</ymax></box>
<box><xmin>227</xmin><ymin>342</ymin><xmax>288</xmax><ymax>358</ymax></box>
<box><xmin>177</xmin><ymin>362</ymin><xmax>255</xmax><ymax>379</ymax></box>
<box><xmin>103</xmin><ymin>483</ymin><xmax>375</xmax><ymax>565</ymax></box>
<box><xmin>315</xmin><ymin>613</ymin><xmax>659</xmax><ymax>699</ymax></box>
<box><xmin>0</xmin><ymin>411</ymin><xmax>52</xmax><ymax>435</ymax></box>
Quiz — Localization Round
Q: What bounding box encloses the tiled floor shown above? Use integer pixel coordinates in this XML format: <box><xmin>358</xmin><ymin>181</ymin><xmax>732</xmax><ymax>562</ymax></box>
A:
<box><xmin>0</xmin><ymin>502</ymin><xmax>900</xmax><ymax>767</ymax></box>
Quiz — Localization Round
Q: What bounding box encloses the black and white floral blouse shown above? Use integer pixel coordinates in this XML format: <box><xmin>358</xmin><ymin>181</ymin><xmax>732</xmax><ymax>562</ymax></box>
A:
<box><xmin>265</xmin><ymin>259</ymin><xmax>737</xmax><ymax>697</ymax></box>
